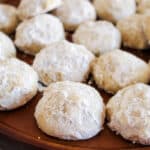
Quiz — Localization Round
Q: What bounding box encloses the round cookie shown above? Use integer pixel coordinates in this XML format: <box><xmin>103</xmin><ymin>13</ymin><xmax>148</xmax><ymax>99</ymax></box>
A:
<box><xmin>107</xmin><ymin>83</ymin><xmax>150</xmax><ymax>145</ymax></box>
<box><xmin>73</xmin><ymin>21</ymin><xmax>121</xmax><ymax>55</ymax></box>
<box><xmin>117</xmin><ymin>14</ymin><xmax>150</xmax><ymax>50</ymax></box>
<box><xmin>33</xmin><ymin>40</ymin><xmax>95</xmax><ymax>86</ymax></box>
<box><xmin>34</xmin><ymin>81</ymin><xmax>105</xmax><ymax>140</ymax></box>
<box><xmin>18</xmin><ymin>0</ymin><xmax>62</xmax><ymax>20</ymax></box>
<box><xmin>93</xmin><ymin>0</ymin><xmax>136</xmax><ymax>23</ymax></box>
<box><xmin>15</xmin><ymin>14</ymin><xmax>65</xmax><ymax>55</ymax></box>
<box><xmin>0</xmin><ymin>4</ymin><xmax>18</xmax><ymax>34</ymax></box>
<box><xmin>137</xmin><ymin>0</ymin><xmax>150</xmax><ymax>15</ymax></box>
<box><xmin>0</xmin><ymin>58</ymin><xmax>38</xmax><ymax>110</ymax></box>
<box><xmin>0</xmin><ymin>32</ymin><xmax>16</xmax><ymax>59</ymax></box>
<box><xmin>92</xmin><ymin>49</ymin><xmax>150</xmax><ymax>94</ymax></box>
<box><xmin>55</xmin><ymin>0</ymin><xmax>96</xmax><ymax>31</ymax></box>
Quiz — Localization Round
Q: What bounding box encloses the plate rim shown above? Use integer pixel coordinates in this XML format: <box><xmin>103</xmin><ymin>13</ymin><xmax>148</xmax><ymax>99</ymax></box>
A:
<box><xmin>0</xmin><ymin>121</ymin><xmax>150</xmax><ymax>150</ymax></box>
<box><xmin>0</xmin><ymin>122</ymin><xmax>99</xmax><ymax>150</ymax></box>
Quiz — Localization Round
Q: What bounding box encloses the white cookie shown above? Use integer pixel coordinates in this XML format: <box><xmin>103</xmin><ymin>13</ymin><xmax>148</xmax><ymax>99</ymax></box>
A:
<box><xmin>117</xmin><ymin>14</ymin><xmax>150</xmax><ymax>49</ymax></box>
<box><xmin>0</xmin><ymin>32</ymin><xmax>16</xmax><ymax>59</ymax></box>
<box><xmin>0</xmin><ymin>4</ymin><xmax>18</xmax><ymax>34</ymax></box>
<box><xmin>0</xmin><ymin>58</ymin><xmax>38</xmax><ymax>110</ymax></box>
<box><xmin>137</xmin><ymin>0</ymin><xmax>150</xmax><ymax>15</ymax></box>
<box><xmin>34</xmin><ymin>81</ymin><xmax>105</xmax><ymax>140</ymax></box>
<box><xmin>93</xmin><ymin>0</ymin><xmax>136</xmax><ymax>23</ymax></box>
<box><xmin>55</xmin><ymin>0</ymin><xmax>96</xmax><ymax>31</ymax></box>
<box><xmin>15</xmin><ymin>14</ymin><xmax>65</xmax><ymax>55</ymax></box>
<box><xmin>33</xmin><ymin>40</ymin><xmax>95</xmax><ymax>86</ymax></box>
<box><xmin>18</xmin><ymin>0</ymin><xmax>62</xmax><ymax>20</ymax></box>
<box><xmin>73</xmin><ymin>21</ymin><xmax>121</xmax><ymax>55</ymax></box>
<box><xmin>107</xmin><ymin>83</ymin><xmax>150</xmax><ymax>145</ymax></box>
<box><xmin>92</xmin><ymin>49</ymin><xmax>150</xmax><ymax>93</ymax></box>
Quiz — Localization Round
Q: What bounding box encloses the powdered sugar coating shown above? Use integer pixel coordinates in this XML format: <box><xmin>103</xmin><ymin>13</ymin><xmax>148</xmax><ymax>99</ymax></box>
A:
<box><xmin>0</xmin><ymin>58</ymin><xmax>38</xmax><ymax>110</ymax></box>
<box><xmin>0</xmin><ymin>4</ymin><xmax>18</xmax><ymax>34</ymax></box>
<box><xmin>73</xmin><ymin>21</ymin><xmax>121</xmax><ymax>55</ymax></box>
<box><xmin>117</xmin><ymin>14</ymin><xmax>150</xmax><ymax>50</ymax></box>
<box><xmin>92</xmin><ymin>50</ymin><xmax>150</xmax><ymax>93</ymax></box>
<box><xmin>18</xmin><ymin>0</ymin><xmax>62</xmax><ymax>20</ymax></box>
<box><xmin>33</xmin><ymin>40</ymin><xmax>95</xmax><ymax>85</ymax></box>
<box><xmin>35</xmin><ymin>81</ymin><xmax>105</xmax><ymax>140</ymax></box>
<box><xmin>107</xmin><ymin>83</ymin><xmax>150</xmax><ymax>145</ymax></box>
<box><xmin>0</xmin><ymin>32</ymin><xmax>16</xmax><ymax>59</ymax></box>
<box><xmin>55</xmin><ymin>0</ymin><xmax>96</xmax><ymax>31</ymax></box>
<box><xmin>15</xmin><ymin>14</ymin><xmax>65</xmax><ymax>55</ymax></box>
<box><xmin>93</xmin><ymin>0</ymin><xmax>136</xmax><ymax>23</ymax></box>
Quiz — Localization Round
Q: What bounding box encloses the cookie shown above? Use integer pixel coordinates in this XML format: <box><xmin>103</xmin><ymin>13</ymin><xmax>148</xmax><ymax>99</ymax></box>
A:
<box><xmin>92</xmin><ymin>49</ymin><xmax>150</xmax><ymax>93</ymax></box>
<box><xmin>0</xmin><ymin>4</ymin><xmax>18</xmax><ymax>34</ymax></box>
<box><xmin>93</xmin><ymin>0</ymin><xmax>136</xmax><ymax>23</ymax></box>
<box><xmin>34</xmin><ymin>81</ymin><xmax>105</xmax><ymax>140</ymax></box>
<box><xmin>0</xmin><ymin>58</ymin><xmax>38</xmax><ymax>110</ymax></box>
<box><xmin>107</xmin><ymin>83</ymin><xmax>150</xmax><ymax>145</ymax></box>
<box><xmin>73</xmin><ymin>21</ymin><xmax>121</xmax><ymax>55</ymax></box>
<box><xmin>0</xmin><ymin>31</ymin><xmax>16</xmax><ymax>59</ymax></box>
<box><xmin>15</xmin><ymin>14</ymin><xmax>65</xmax><ymax>55</ymax></box>
<box><xmin>117</xmin><ymin>14</ymin><xmax>150</xmax><ymax>49</ymax></box>
<box><xmin>33</xmin><ymin>40</ymin><xmax>95</xmax><ymax>85</ymax></box>
<box><xmin>55</xmin><ymin>0</ymin><xmax>96</xmax><ymax>31</ymax></box>
<box><xmin>18</xmin><ymin>0</ymin><xmax>62</xmax><ymax>20</ymax></box>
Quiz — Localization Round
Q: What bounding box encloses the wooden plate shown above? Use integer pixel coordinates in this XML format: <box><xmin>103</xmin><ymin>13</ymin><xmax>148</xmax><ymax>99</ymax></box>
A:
<box><xmin>0</xmin><ymin>0</ymin><xmax>150</xmax><ymax>149</ymax></box>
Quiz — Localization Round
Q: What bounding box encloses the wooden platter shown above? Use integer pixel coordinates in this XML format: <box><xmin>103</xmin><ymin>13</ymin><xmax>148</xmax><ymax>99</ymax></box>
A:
<box><xmin>0</xmin><ymin>0</ymin><xmax>150</xmax><ymax>149</ymax></box>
